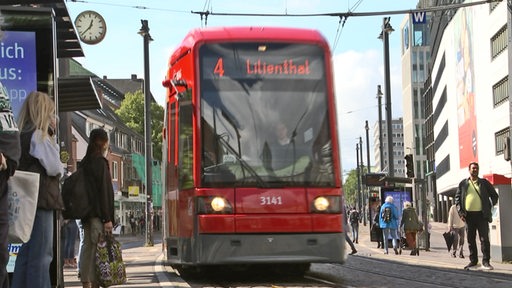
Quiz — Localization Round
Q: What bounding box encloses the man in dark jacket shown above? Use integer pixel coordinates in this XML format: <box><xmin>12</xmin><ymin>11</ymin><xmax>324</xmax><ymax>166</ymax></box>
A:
<box><xmin>455</xmin><ymin>162</ymin><xmax>499</xmax><ymax>271</ymax></box>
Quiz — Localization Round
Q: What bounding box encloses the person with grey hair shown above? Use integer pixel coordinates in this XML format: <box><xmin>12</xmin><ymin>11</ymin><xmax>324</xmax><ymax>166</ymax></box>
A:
<box><xmin>400</xmin><ymin>201</ymin><xmax>420</xmax><ymax>256</ymax></box>
<box><xmin>379</xmin><ymin>196</ymin><xmax>399</xmax><ymax>254</ymax></box>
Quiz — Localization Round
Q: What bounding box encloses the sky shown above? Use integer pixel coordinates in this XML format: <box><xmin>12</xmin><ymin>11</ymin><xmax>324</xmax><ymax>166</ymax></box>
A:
<box><xmin>66</xmin><ymin>0</ymin><xmax>418</xmax><ymax>180</ymax></box>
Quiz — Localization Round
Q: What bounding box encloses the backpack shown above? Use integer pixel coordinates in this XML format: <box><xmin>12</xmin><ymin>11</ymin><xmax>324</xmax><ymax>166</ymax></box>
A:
<box><xmin>62</xmin><ymin>167</ymin><xmax>92</xmax><ymax>220</ymax></box>
<box><xmin>381</xmin><ymin>207</ymin><xmax>392</xmax><ymax>223</ymax></box>
<box><xmin>349</xmin><ymin>211</ymin><xmax>359</xmax><ymax>223</ymax></box>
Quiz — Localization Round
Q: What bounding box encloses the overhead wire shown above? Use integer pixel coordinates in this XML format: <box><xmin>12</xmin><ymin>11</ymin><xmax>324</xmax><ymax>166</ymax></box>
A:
<box><xmin>67</xmin><ymin>0</ymin><xmax>188</xmax><ymax>13</ymax></box>
<box><xmin>332</xmin><ymin>0</ymin><xmax>364</xmax><ymax>51</ymax></box>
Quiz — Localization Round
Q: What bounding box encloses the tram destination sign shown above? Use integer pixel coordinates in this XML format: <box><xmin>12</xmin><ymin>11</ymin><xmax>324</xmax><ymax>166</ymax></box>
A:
<box><xmin>200</xmin><ymin>43</ymin><xmax>325</xmax><ymax>80</ymax></box>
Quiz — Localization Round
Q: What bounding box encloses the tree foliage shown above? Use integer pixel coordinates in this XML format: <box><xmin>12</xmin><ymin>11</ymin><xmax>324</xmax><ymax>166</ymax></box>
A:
<box><xmin>343</xmin><ymin>169</ymin><xmax>359</xmax><ymax>207</ymax></box>
<box><xmin>343</xmin><ymin>167</ymin><xmax>370</xmax><ymax>208</ymax></box>
<box><xmin>115</xmin><ymin>90</ymin><xmax>164</xmax><ymax>161</ymax></box>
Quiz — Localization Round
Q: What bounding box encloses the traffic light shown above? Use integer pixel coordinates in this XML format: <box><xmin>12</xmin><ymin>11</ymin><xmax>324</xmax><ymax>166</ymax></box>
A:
<box><xmin>405</xmin><ymin>154</ymin><xmax>414</xmax><ymax>178</ymax></box>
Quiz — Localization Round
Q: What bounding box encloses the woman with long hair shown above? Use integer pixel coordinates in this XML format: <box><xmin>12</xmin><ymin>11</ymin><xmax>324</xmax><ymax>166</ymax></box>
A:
<box><xmin>12</xmin><ymin>91</ymin><xmax>63</xmax><ymax>288</ymax></box>
<box><xmin>78</xmin><ymin>128</ymin><xmax>114</xmax><ymax>288</ymax></box>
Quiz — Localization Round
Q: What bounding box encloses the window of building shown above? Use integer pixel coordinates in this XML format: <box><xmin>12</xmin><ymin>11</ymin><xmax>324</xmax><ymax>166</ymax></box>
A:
<box><xmin>402</xmin><ymin>24</ymin><xmax>409</xmax><ymax>54</ymax></box>
<box><xmin>112</xmin><ymin>161</ymin><xmax>118</xmax><ymax>180</ymax></box>
<box><xmin>413</xmin><ymin>20</ymin><xmax>428</xmax><ymax>47</ymax></box>
<box><xmin>86</xmin><ymin>122</ymin><xmax>103</xmax><ymax>138</ymax></box>
<box><xmin>495</xmin><ymin>127</ymin><xmax>509</xmax><ymax>156</ymax></box>
<box><xmin>491</xmin><ymin>25</ymin><xmax>507</xmax><ymax>60</ymax></box>
<box><xmin>493</xmin><ymin>76</ymin><xmax>508</xmax><ymax>107</ymax></box>
<box><xmin>122</xmin><ymin>134</ymin><xmax>128</xmax><ymax>149</ymax></box>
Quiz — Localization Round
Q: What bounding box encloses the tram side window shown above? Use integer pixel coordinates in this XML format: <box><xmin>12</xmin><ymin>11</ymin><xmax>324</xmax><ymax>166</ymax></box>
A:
<box><xmin>178</xmin><ymin>96</ymin><xmax>194</xmax><ymax>190</ymax></box>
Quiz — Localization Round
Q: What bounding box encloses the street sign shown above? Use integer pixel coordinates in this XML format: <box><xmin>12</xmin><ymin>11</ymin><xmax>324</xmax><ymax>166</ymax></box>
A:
<box><xmin>411</xmin><ymin>12</ymin><xmax>426</xmax><ymax>24</ymax></box>
<box><xmin>364</xmin><ymin>173</ymin><xmax>387</xmax><ymax>186</ymax></box>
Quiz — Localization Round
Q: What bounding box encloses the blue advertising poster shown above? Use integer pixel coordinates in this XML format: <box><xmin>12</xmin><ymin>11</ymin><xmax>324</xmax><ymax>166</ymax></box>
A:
<box><xmin>381</xmin><ymin>188</ymin><xmax>413</xmax><ymax>222</ymax></box>
<box><xmin>0</xmin><ymin>31</ymin><xmax>37</xmax><ymax>118</ymax></box>
<box><xmin>1</xmin><ymin>31</ymin><xmax>37</xmax><ymax>272</ymax></box>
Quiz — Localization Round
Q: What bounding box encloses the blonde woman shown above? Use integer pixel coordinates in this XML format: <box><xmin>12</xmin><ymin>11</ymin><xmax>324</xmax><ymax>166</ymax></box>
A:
<box><xmin>12</xmin><ymin>91</ymin><xmax>64</xmax><ymax>288</ymax></box>
<box><xmin>400</xmin><ymin>201</ymin><xmax>420</xmax><ymax>256</ymax></box>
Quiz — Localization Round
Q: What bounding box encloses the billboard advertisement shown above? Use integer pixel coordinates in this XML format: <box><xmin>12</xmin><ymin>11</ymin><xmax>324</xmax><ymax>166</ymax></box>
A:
<box><xmin>454</xmin><ymin>8</ymin><xmax>478</xmax><ymax>168</ymax></box>
<box><xmin>0</xmin><ymin>31</ymin><xmax>37</xmax><ymax>118</ymax></box>
<box><xmin>1</xmin><ymin>30</ymin><xmax>37</xmax><ymax>273</ymax></box>
<box><xmin>380</xmin><ymin>187</ymin><xmax>413</xmax><ymax>221</ymax></box>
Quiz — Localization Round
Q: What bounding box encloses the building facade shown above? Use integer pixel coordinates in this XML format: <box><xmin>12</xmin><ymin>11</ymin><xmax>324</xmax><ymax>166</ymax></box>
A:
<box><xmin>372</xmin><ymin>117</ymin><xmax>405</xmax><ymax>176</ymax></box>
<box><xmin>423</xmin><ymin>0</ymin><xmax>511</xmax><ymax>261</ymax></box>
<box><xmin>399</xmin><ymin>2</ymin><xmax>431</xmax><ymax>227</ymax></box>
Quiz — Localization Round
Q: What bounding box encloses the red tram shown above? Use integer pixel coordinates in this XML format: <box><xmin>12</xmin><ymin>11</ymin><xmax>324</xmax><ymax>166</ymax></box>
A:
<box><xmin>161</xmin><ymin>27</ymin><xmax>346</xmax><ymax>273</ymax></box>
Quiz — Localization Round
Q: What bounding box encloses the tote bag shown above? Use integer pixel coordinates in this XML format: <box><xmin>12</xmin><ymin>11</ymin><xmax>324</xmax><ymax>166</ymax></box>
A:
<box><xmin>7</xmin><ymin>170</ymin><xmax>40</xmax><ymax>243</ymax></box>
<box><xmin>95</xmin><ymin>234</ymin><xmax>127</xmax><ymax>287</ymax></box>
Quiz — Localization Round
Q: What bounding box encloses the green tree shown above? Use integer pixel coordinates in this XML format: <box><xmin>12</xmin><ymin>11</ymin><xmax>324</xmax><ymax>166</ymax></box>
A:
<box><xmin>115</xmin><ymin>90</ymin><xmax>164</xmax><ymax>161</ymax></box>
<box><xmin>343</xmin><ymin>169</ymin><xmax>359</xmax><ymax>207</ymax></box>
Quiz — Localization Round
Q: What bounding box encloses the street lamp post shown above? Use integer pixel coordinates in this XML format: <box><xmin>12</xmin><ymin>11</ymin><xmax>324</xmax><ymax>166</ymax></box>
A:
<box><xmin>356</xmin><ymin>143</ymin><xmax>361</xmax><ymax>213</ymax></box>
<box><xmin>379</xmin><ymin>17</ymin><xmax>394</xmax><ymax>177</ymax></box>
<box><xmin>359</xmin><ymin>136</ymin><xmax>366</xmax><ymax>226</ymax></box>
<box><xmin>376</xmin><ymin>85</ymin><xmax>384</xmax><ymax>172</ymax></box>
<box><xmin>138</xmin><ymin>19</ymin><xmax>153</xmax><ymax>247</ymax></box>
<box><xmin>365</xmin><ymin>121</ymin><xmax>371</xmax><ymax>227</ymax></box>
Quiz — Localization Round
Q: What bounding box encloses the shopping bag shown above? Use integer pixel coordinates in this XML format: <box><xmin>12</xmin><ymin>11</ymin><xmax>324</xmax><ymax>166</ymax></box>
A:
<box><xmin>7</xmin><ymin>170</ymin><xmax>40</xmax><ymax>243</ymax></box>
<box><xmin>95</xmin><ymin>234</ymin><xmax>127</xmax><ymax>287</ymax></box>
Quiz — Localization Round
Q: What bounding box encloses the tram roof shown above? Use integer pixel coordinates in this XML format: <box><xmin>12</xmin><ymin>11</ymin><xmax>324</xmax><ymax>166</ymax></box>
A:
<box><xmin>170</xmin><ymin>26</ymin><xmax>330</xmax><ymax>66</ymax></box>
<box><xmin>186</xmin><ymin>26</ymin><xmax>327</xmax><ymax>43</ymax></box>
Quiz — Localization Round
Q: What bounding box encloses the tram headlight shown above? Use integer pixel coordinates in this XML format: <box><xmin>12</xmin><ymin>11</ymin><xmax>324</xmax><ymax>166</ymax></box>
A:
<box><xmin>210</xmin><ymin>197</ymin><xmax>226</xmax><ymax>212</ymax></box>
<box><xmin>312</xmin><ymin>196</ymin><xmax>341</xmax><ymax>213</ymax></box>
<box><xmin>197</xmin><ymin>196</ymin><xmax>233</xmax><ymax>214</ymax></box>
<box><xmin>314</xmin><ymin>197</ymin><xmax>330</xmax><ymax>211</ymax></box>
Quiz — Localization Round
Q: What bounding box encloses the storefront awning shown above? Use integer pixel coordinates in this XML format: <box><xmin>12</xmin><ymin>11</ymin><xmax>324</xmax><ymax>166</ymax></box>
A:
<box><xmin>58</xmin><ymin>77</ymin><xmax>102</xmax><ymax>112</ymax></box>
<box><xmin>1</xmin><ymin>0</ymin><xmax>84</xmax><ymax>58</ymax></box>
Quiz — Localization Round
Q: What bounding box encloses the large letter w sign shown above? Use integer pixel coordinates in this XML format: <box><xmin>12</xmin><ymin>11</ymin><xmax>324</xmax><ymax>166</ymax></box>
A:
<box><xmin>412</xmin><ymin>12</ymin><xmax>426</xmax><ymax>24</ymax></box>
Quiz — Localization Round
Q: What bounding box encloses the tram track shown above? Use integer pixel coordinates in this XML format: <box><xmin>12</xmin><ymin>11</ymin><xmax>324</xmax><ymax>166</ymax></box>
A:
<box><xmin>312</xmin><ymin>255</ymin><xmax>512</xmax><ymax>288</ymax></box>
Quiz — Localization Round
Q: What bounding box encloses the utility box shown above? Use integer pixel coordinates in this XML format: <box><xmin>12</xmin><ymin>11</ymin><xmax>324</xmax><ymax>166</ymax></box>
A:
<box><xmin>484</xmin><ymin>174</ymin><xmax>512</xmax><ymax>263</ymax></box>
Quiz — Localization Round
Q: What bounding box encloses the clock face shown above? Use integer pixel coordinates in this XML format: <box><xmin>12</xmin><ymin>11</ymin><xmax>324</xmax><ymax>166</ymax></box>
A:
<box><xmin>74</xmin><ymin>10</ymin><xmax>107</xmax><ymax>45</ymax></box>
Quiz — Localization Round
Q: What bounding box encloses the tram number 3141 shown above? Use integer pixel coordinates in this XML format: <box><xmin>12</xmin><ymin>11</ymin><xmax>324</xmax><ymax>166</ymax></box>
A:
<box><xmin>260</xmin><ymin>196</ymin><xmax>283</xmax><ymax>205</ymax></box>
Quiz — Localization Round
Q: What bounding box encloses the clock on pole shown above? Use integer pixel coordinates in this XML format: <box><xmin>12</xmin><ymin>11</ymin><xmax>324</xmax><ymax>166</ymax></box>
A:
<box><xmin>74</xmin><ymin>10</ymin><xmax>107</xmax><ymax>45</ymax></box>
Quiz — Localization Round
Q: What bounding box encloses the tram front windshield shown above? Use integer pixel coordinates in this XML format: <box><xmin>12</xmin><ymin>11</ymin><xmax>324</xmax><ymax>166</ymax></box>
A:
<box><xmin>199</xmin><ymin>42</ymin><xmax>335</xmax><ymax>188</ymax></box>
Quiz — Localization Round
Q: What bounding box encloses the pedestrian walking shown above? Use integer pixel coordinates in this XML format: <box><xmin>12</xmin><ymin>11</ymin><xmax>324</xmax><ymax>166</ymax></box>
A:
<box><xmin>447</xmin><ymin>204</ymin><xmax>465</xmax><ymax>258</ymax></box>
<box><xmin>372</xmin><ymin>205</ymin><xmax>383</xmax><ymax>249</ymax></box>
<box><xmin>345</xmin><ymin>233</ymin><xmax>357</xmax><ymax>255</ymax></box>
<box><xmin>342</xmin><ymin>202</ymin><xmax>357</xmax><ymax>255</ymax></box>
<box><xmin>349</xmin><ymin>207</ymin><xmax>360</xmax><ymax>243</ymax></box>
<box><xmin>379</xmin><ymin>196</ymin><xmax>399</xmax><ymax>255</ymax></box>
<box><xmin>12</xmin><ymin>91</ymin><xmax>64</xmax><ymax>288</ymax></box>
<box><xmin>0</xmin><ymin>81</ymin><xmax>21</xmax><ymax>288</ymax></box>
<box><xmin>400</xmin><ymin>201</ymin><xmax>420</xmax><ymax>256</ymax></box>
<box><xmin>455</xmin><ymin>162</ymin><xmax>499</xmax><ymax>270</ymax></box>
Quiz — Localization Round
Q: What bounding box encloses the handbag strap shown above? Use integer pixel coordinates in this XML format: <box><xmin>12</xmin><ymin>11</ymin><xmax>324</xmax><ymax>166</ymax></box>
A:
<box><xmin>469</xmin><ymin>179</ymin><xmax>482</xmax><ymax>198</ymax></box>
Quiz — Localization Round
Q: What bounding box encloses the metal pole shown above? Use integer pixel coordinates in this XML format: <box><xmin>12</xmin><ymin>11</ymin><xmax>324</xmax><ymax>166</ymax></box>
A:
<box><xmin>377</xmin><ymin>85</ymin><xmax>384</xmax><ymax>172</ymax></box>
<box><xmin>359</xmin><ymin>137</ymin><xmax>366</xmax><ymax>226</ymax></box>
<box><xmin>365</xmin><ymin>121</ymin><xmax>371</xmax><ymax>176</ymax></box>
<box><xmin>356</xmin><ymin>143</ymin><xmax>361</xmax><ymax>212</ymax></box>
<box><xmin>140</xmin><ymin>19</ymin><xmax>153</xmax><ymax>247</ymax></box>
<box><xmin>365</xmin><ymin>121</ymin><xmax>371</xmax><ymax>227</ymax></box>
<box><xmin>382</xmin><ymin>17</ymin><xmax>394</xmax><ymax>177</ymax></box>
